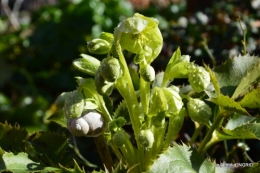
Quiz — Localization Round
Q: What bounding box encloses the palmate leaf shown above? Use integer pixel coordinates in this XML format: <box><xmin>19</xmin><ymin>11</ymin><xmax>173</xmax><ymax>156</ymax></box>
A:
<box><xmin>209</xmin><ymin>94</ymin><xmax>250</xmax><ymax>116</ymax></box>
<box><xmin>0</xmin><ymin>152</ymin><xmax>59</xmax><ymax>173</ymax></box>
<box><xmin>147</xmin><ymin>143</ymin><xmax>217</xmax><ymax>173</ymax></box>
<box><xmin>214</xmin><ymin>54</ymin><xmax>260</xmax><ymax>97</ymax></box>
<box><xmin>0</xmin><ymin>122</ymin><xmax>28</xmax><ymax>153</ymax></box>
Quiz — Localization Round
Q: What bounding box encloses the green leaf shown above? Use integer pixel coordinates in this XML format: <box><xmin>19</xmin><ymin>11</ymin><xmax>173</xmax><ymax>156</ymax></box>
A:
<box><xmin>215</xmin><ymin>114</ymin><xmax>260</xmax><ymax>140</ymax></box>
<box><xmin>164</xmin><ymin>47</ymin><xmax>181</xmax><ymax>75</ymax></box>
<box><xmin>72</xmin><ymin>54</ymin><xmax>100</xmax><ymax>76</ymax></box>
<box><xmin>0</xmin><ymin>122</ymin><xmax>28</xmax><ymax>153</ymax></box>
<box><xmin>209</xmin><ymin>94</ymin><xmax>250</xmax><ymax>116</ymax></box>
<box><xmin>26</xmin><ymin>131</ymin><xmax>73</xmax><ymax>167</ymax></box>
<box><xmin>147</xmin><ymin>143</ymin><xmax>216</xmax><ymax>173</ymax></box>
<box><xmin>0</xmin><ymin>152</ymin><xmax>59</xmax><ymax>173</ymax></box>
<box><xmin>60</xmin><ymin>159</ymin><xmax>86</xmax><ymax>173</ymax></box>
<box><xmin>239</xmin><ymin>88</ymin><xmax>260</xmax><ymax>109</ymax></box>
<box><xmin>214</xmin><ymin>54</ymin><xmax>260</xmax><ymax>96</ymax></box>
<box><xmin>162</xmin><ymin>48</ymin><xmax>181</xmax><ymax>86</ymax></box>
<box><xmin>232</xmin><ymin>61</ymin><xmax>260</xmax><ymax>99</ymax></box>
<box><xmin>47</xmin><ymin>110</ymin><xmax>67</xmax><ymax>128</ymax></box>
<box><xmin>217</xmin><ymin>123</ymin><xmax>260</xmax><ymax>140</ymax></box>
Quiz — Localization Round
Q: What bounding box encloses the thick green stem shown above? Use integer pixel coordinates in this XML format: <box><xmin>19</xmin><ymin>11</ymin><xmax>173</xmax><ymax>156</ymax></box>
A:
<box><xmin>197</xmin><ymin>113</ymin><xmax>223</xmax><ymax>153</ymax></box>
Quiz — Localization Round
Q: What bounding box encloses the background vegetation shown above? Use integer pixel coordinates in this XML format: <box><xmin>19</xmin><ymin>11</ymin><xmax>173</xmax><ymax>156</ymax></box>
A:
<box><xmin>0</xmin><ymin>0</ymin><xmax>259</xmax><ymax>170</ymax></box>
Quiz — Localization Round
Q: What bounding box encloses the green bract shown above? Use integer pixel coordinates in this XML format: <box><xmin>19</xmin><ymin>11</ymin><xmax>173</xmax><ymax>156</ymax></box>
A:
<box><xmin>138</xmin><ymin>129</ymin><xmax>154</xmax><ymax>149</ymax></box>
<box><xmin>72</xmin><ymin>54</ymin><xmax>100</xmax><ymax>76</ymax></box>
<box><xmin>187</xmin><ymin>98</ymin><xmax>212</xmax><ymax>124</ymax></box>
<box><xmin>115</xmin><ymin>13</ymin><xmax>163</xmax><ymax>64</ymax></box>
<box><xmin>112</xmin><ymin>130</ymin><xmax>126</xmax><ymax>148</ymax></box>
<box><xmin>100</xmin><ymin>57</ymin><xmax>121</xmax><ymax>82</ymax></box>
<box><xmin>140</xmin><ymin>64</ymin><xmax>155</xmax><ymax>82</ymax></box>
<box><xmin>188</xmin><ymin>65</ymin><xmax>210</xmax><ymax>92</ymax></box>
<box><xmin>87</xmin><ymin>38</ymin><xmax>111</xmax><ymax>54</ymax></box>
<box><xmin>63</xmin><ymin>90</ymin><xmax>84</xmax><ymax>119</ymax></box>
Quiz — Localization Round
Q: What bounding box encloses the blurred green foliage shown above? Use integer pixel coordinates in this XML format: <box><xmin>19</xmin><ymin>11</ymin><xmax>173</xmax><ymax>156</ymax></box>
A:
<box><xmin>0</xmin><ymin>0</ymin><xmax>133</xmax><ymax>131</ymax></box>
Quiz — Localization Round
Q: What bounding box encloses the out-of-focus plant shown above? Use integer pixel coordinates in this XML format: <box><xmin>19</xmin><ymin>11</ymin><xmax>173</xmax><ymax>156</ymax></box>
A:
<box><xmin>0</xmin><ymin>0</ymin><xmax>134</xmax><ymax>131</ymax></box>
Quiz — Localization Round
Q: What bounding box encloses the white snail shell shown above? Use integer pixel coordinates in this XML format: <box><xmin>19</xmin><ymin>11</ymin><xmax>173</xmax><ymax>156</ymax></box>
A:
<box><xmin>67</xmin><ymin>112</ymin><xmax>106</xmax><ymax>137</ymax></box>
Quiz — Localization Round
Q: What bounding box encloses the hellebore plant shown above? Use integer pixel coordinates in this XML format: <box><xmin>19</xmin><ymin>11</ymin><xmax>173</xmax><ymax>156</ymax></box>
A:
<box><xmin>52</xmin><ymin>13</ymin><xmax>260</xmax><ymax>173</ymax></box>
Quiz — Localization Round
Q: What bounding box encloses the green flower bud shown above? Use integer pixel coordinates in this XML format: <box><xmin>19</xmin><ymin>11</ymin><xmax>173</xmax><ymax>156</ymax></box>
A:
<box><xmin>100</xmin><ymin>57</ymin><xmax>121</xmax><ymax>82</ymax></box>
<box><xmin>87</xmin><ymin>38</ymin><xmax>111</xmax><ymax>54</ymax></box>
<box><xmin>112</xmin><ymin>130</ymin><xmax>126</xmax><ymax>148</ymax></box>
<box><xmin>55</xmin><ymin>92</ymin><xmax>70</xmax><ymax>109</ymax></box>
<box><xmin>100</xmin><ymin>32</ymin><xmax>114</xmax><ymax>44</ymax></box>
<box><xmin>187</xmin><ymin>98</ymin><xmax>212</xmax><ymax>124</ymax></box>
<box><xmin>67</xmin><ymin>111</ymin><xmax>107</xmax><ymax>137</ymax></box>
<box><xmin>138</xmin><ymin>129</ymin><xmax>154</xmax><ymax>149</ymax></box>
<box><xmin>188</xmin><ymin>65</ymin><xmax>210</xmax><ymax>92</ymax></box>
<box><xmin>140</xmin><ymin>64</ymin><xmax>155</xmax><ymax>82</ymax></box>
<box><xmin>94</xmin><ymin>69</ymin><xmax>114</xmax><ymax>96</ymax></box>
<box><xmin>63</xmin><ymin>90</ymin><xmax>84</xmax><ymax>119</ymax></box>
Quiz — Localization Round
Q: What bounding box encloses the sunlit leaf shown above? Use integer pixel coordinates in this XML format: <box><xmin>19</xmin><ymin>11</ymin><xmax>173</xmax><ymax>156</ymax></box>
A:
<box><xmin>72</xmin><ymin>54</ymin><xmax>100</xmax><ymax>76</ymax></box>
<box><xmin>214</xmin><ymin>54</ymin><xmax>260</xmax><ymax>96</ymax></box>
<box><xmin>147</xmin><ymin>143</ymin><xmax>216</xmax><ymax>173</ymax></box>
<box><xmin>239</xmin><ymin>88</ymin><xmax>260</xmax><ymax>109</ymax></box>
<box><xmin>0</xmin><ymin>152</ymin><xmax>59</xmax><ymax>173</ymax></box>
<box><xmin>47</xmin><ymin>110</ymin><xmax>67</xmax><ymax>128</ymax></box>
<box><xmin>209</xmin><ymin>94</ymin><xmax>250</xmax><ymax>116</ymax></box>
<box><xmin>232</xmin><ymin>61</ymin><xmax>260</xmax><ymax>99</ymax></box>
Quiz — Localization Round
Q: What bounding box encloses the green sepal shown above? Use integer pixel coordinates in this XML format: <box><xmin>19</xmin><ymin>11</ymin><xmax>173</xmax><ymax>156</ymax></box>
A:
<box><xmin>163</xmin><ymin>87</ymin><xmax>183</xmax><ymax>116</ymax></box>
<box><xmin>72</xmin><ymin>54</ymin><xmax>100</xmax><ymax>76</ymax></box>
<box><xmin>138</xmin><ymin>129</ymin><xmax>154</xmax><ymax>149</ymax></box>
<box><xmin>100</xmin><ymin>57</ymin><xmax>121</xmax><ymax>82</ymax></box>
<box><xmin>140</xmin><ymin>64</ymin><xmax>155</xmax><ymax>82</ymax></box>
<box><xmin>148</xmin><ymin>87</ymin><xmax>167</xmax><ymax>116</ymax></box>
<box><xmin>187</xmin><ymin>98</ymin><xmax>212</xmax><ymax>124</ymax></box>
<box><xmin>63</xmin><ymin>90</ymin><xmax>84</xmax><ymax>119</ymax></box>
<box><xmin>87</xmin><ymin>38</ymin><xmax>111</xmax><ymax>54</ymax></box>
<box><xmin>112</xmin><ymin>130</ymin><xmax>127</xmax><ymax>148</ymax></box>
<box><xmin>188</xmin><ymin>65</ymin><xmax>210</xmax><ymax>93</ymax></box>
<box><xmin>99</xmin><ymin>32</ymin><xmax>114</xmax><ymax>44</ymax></box>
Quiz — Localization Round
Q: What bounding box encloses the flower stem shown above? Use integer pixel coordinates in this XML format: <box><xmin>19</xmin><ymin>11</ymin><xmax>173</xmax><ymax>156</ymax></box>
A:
<box><xmin>189</xmin><ymin>122</ymin><xmax>205</xmax><ymax>146</ymax></box>
<box><xmin>197</xmin><ymin>113</ymin><xmax>223</xmax><ymax>153</ymax></box>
